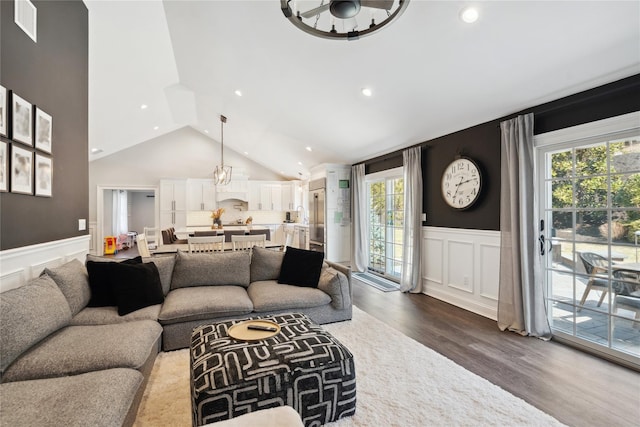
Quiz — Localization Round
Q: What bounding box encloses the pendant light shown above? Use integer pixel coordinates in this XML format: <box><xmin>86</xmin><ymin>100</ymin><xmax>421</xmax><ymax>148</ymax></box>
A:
<box><xmin>213</xmin><ymin>114</ymin><xmax>232</xmax><ymax>185</ymax></box>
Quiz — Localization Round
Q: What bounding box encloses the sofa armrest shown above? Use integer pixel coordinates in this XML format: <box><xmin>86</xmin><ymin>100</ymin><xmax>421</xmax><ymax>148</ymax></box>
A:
<box><xmin>317</xmin><ymin>262</ymin><xmax>352</xmax><ymax>310</ymax></box>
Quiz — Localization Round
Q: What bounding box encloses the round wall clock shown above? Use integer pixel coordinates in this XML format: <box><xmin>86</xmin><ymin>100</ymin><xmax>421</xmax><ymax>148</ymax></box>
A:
<box><xmin>441</xmin><ymin>157</ymin><xmax>482</xmax><ymax>210</ymax></box>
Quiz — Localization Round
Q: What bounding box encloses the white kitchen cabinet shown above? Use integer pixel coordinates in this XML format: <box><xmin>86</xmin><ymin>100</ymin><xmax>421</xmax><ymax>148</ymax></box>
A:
<box><xmin>187</xmin><ymin>179</ymin><xmax>216</xmax><ymax>211</ymax></box>
<box><xmin>160</xmin><ymin>210</ymin><xmax>187</xmax><ymax>230</ymax></box>
<box><xmin>160</xmin><ymin>179</ymin><xmax>186</xmax><ymax>211</ymax></box>
<box><xmin>281</xmin><ymin>180</ymin><xmax>303</xmax><ymax>211</ymax></box>
<box><xmin>249</xmin><ymin>181</ymin><xmax>282</xmax><ymax>211</ymax></box>
<box><xmin>160</xmin><ymin>179</ymin><xmax>187</xmax><ymax>230</ymax></box>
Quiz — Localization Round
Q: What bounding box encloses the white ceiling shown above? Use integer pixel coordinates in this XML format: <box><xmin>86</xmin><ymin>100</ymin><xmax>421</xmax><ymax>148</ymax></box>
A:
<box><xmin>86</xmin><ymin>0</ymin><xmax>640</xmax><ymax>179</ymax></box>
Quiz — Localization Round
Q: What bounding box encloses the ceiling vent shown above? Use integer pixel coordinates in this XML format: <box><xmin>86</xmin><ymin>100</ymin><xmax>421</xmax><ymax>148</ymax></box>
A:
<box><xmin>14</xmin><ymin>0</ymin><xmax>37</xmax><ymax>42</ymax></box>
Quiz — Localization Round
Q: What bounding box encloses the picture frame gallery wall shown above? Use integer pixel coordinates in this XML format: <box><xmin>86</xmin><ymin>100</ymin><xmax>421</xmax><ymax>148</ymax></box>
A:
<box><xmin>0</xmin><ymin>85</ymin><xmax>53</xmax><ymax>197</ymax></box>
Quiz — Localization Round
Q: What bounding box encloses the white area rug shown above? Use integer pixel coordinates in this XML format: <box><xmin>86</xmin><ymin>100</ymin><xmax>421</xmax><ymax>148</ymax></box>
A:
<box><xmin>134</xmin><ymin>307</ymin><xmax>564</xmax><ymax>426</ymax></box>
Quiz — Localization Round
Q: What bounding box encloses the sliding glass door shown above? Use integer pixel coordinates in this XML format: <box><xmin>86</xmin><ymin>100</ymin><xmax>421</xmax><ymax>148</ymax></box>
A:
<box><xmin>536</xmin><ymin>114</ymin><xmax>640</xmax><ymax>366</ymax></box>
<box><xmin>367</xmin><ymin>169</ymin><xmax>404</xmax><ymax>281</ymax></box>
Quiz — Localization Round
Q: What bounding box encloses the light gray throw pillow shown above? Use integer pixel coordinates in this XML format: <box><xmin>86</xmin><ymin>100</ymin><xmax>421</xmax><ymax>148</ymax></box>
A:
<box><xmin>44</xmin><ymin>258</ymin><xmax>91</xmax><ymax>315</ymax></box>
<box><xmin>170</xmin><ymin>250</ymin><xmax>251</xmax><ymax>289</ymax></box>
<box><xmin>0</xmin><ymin>275</ymin><xmax>72</xmax><ymax>374</ymax></box>
<box><xmin>250</xmin><ymin>246</ymin><xmax>284</xmax><ymax>282</ymax></box>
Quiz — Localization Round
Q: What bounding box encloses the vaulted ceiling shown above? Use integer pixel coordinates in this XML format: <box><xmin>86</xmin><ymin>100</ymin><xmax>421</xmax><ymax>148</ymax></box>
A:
<box><xmin>86</xmin><ymin>1</ymin><xmax>640</xmax><ymax>179</ymax></box>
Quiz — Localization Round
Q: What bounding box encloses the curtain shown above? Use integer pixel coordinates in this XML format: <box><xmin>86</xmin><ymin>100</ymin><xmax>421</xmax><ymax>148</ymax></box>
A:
<box><xmin>498</xmin><ymin>114</ymin><xmax>551</xmax><ymax>339</ymax></box>
<box><xmin>112</xmin><ymin>190</ymin><xmax>128</xmax><ymax>236</ymax></box>
<box><xmin>351</xmin><ymin>164</ymin><xmax>367</xmax><ymax>273</ymax></box>
<box><xmin>400</xmin><ymin>146</ymin><xmax>423</xmax><ymax>293</ymax></box>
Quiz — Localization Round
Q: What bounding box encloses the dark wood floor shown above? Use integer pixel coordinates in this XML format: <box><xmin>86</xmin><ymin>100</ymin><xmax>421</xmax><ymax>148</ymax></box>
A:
<box><xmin>351</xmin><ymin>279</ymin><xmax>640</xmax><ymax>427</ymax></box>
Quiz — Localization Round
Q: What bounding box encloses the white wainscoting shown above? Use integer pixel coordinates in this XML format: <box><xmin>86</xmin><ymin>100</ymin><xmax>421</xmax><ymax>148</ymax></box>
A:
<box><xmin>422</xmin><ymin>226</ymin><xmax>501</xmax><ymax>320</ymax></box>
<box><xmin>0</xmin><ymin>235</ymin><xmax>91</xmax><ymax>292</ymax></box>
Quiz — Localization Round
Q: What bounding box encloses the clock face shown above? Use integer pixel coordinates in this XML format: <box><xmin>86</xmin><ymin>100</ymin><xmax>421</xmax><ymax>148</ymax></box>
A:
<box><xmin>441</xmin><ymin>157</ymin><xmax>482</xmax><ymax>209</ymax></box>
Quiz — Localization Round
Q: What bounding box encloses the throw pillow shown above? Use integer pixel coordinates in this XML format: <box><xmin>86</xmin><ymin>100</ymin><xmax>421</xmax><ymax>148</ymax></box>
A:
<box><xmin>278</xmin><ymin>246</ymin><xmax>324</xmax><ymax>288</ymax></box>
<box><xmin>43</xmin><ymin>258</ymin><xmax>91</xmax><ymax>316</ymax></box>
<box><xmin>86</xmin><ymin>256</ymin><xmax>142</xmax><ymax>306</ymax></box>
<box><xmin>250</xmin><ymin>246</ymin><xmax>284</xmax><ymax>282</ymax></box>
<box><xmin>111</xmin><ymin>262</ymin><xmax>165</xmax><ymax>316</ymax></box>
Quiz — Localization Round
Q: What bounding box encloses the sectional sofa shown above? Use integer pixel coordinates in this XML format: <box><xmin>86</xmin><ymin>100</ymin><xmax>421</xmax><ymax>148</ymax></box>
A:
<box><xmin>0</xmin><ymin>247</ymin><xmax>352</xmax><ymax>426</ymax></box>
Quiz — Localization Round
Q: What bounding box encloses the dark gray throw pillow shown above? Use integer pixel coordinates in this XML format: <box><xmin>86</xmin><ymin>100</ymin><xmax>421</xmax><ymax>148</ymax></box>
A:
<box><xmin>86</xmin><ymin>256</ymin><xmax>142</xmax><ymax>306</ymax></box>
<box><xmin>111</xmin><ymin>262</ymin><xmax>165</xmax><ymax>316</ymax></box>
<box><xmin>278</xmin><ymin>246</ymin><xmax>324</xmax><ymax>288</ymax></box>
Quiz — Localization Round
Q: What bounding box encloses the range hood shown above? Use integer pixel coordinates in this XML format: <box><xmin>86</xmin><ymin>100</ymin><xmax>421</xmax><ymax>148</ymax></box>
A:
<box><xmin>217</xmin><ymin>192</ymin><xmax>248</xmax><ymax>202</ymax></box>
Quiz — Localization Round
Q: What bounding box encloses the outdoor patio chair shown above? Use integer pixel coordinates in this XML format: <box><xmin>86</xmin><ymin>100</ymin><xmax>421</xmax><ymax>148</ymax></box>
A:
<box><xmin>578</xmin><ymin>252</ymin><xmax>610</xmax><ymax>311</ymax></box>
<box><xmin>612</xmin><ymin>268</ymin><xmax>640</xmax><ymax>329</ymax></box>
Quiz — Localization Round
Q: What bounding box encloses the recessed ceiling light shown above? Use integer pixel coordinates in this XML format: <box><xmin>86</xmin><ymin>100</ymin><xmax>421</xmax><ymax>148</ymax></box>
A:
<box><xmin>306</xmin><ymin>146</ymin><xmax>312</xmax><ymax>152</ymax></box>
<box><xmin>153</xmin><ymin>126</ymin><xmax>159</xmax><ymax>130</ymax></box>
<box><xmin>460</xmin><ymin>7</ymin><xmax>479</xmax><ymax>23</ymax></box>
<box><xmin>234</xmin><ymin>90</ymin><xmax>243</xmax><ymax>97</ymax></box>
<box><xmin>204</xmin><ymin>129</ymin><xmax>209</xmax><ymax>134</ymax></box>
<box><xmin>298</xmin><ymin>161</ymin><xmax>303</xmax><ymax>166</ymax></box>
<box><xmin>361</xmin><ymin>88</ymin><xmax>373</xmax><ymax>97</ymax></box>
<box><xmin>140</xmin><ymin>104</ymin><xmax>148</xmax><ymax>110</ymax></box>
<box><xmin>243</xmin><ymin>151</ymin><xmax>249</xmax><ymax>156</ymax></box>
<box><xmin>91</xmin><ymin>148</ymin><xmax>103</xmax><ymax>154</ymax></box>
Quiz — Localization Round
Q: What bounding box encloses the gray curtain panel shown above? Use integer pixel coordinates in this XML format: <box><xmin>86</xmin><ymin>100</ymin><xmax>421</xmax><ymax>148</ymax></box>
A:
<box><xmin>400</xmin><ymin>147</ymin><xmax>423</xmax><ymax>293</ymax></box>
<box><xmin>351</xmin><ymin>164</ymin><xmax>367</xmax><ymax>273</ymax></box>
<box><xmin>498</xmin><ymin>113</ymin><xmax>551</xmax><ymax>339</ymax></box>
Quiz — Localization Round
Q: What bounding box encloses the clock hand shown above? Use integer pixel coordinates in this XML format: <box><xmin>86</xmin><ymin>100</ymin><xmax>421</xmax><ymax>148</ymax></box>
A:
<box><xmin>452</xmin><ymin>176</ymin><xmax>464</xmax><ymax>198</ymax></box>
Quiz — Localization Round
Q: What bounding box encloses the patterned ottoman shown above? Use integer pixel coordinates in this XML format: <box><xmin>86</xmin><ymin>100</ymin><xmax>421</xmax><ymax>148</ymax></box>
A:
<box><xmin>190</xmin><ymin>313</ymin><xmax>356</xmax><ymax>427</ymax></box>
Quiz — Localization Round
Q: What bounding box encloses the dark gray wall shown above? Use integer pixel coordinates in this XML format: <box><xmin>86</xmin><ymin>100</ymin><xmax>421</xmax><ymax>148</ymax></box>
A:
<box><xmin>361</xmin><ymin>74</ymin><xmax>640</xmax><ymax>231</ymax></box>
<box><xmin>0</xmin><ymin>0</ymin><xmax>88</xmax><ymax>250</ymax></box>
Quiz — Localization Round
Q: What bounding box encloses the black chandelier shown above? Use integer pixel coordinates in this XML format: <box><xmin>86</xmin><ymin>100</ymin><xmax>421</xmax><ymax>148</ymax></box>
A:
<box><xmin>281</xmin><ymin>0</ymin><xmax>410</xmax><ymax>41</ymax></box>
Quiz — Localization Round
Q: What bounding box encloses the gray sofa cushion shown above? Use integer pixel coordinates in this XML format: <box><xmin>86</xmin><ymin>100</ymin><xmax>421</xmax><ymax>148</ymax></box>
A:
<box><xmin>247</xmin><ymin>280</ymin><xmax>331</xmax><ymax>312</ymax></box>
<box><xmin>44</xmin><ymin>259</ymin><xmax>91</xmax><ymax>316</ymax></box>
<box><xmin>250</xmin><ymin>246</ymin><xmax>284</xmax><ymax>282</ymax></box>
<box><xmin>0</xmin><ymin>275</ymin><xmax>72</xmax><ymax>375</ymax></box>
<box><xmin>1</xmin><ymin>320</ymin><xmax>162</xmax><ymax>382</ymax></box>
<box><xmin>0</xmin><ymin>368</ymin><xmax>143</xmax><ymax>427</ymax></box>
<box><xmin>170</xmin><ymin>250</ymin><xmax>251</xmax><ymax>289</ymax></box>
<box><xmin>70</xmin><ymin>304</ymin><xmax>162</xmax><ymax>326</ymax></box>
<box><xmin>158</xmin><ymin>286</ymin><xmax>253</xmax><ymax>325</ymax></box>
<box><xmin>317</xmin><ymin>267</ymin><xmax>350</xmax><ymax>310</ymax></box>
<box><xmin>142</xmin><ymin>254</ymin><xmax>176</xmax><ymax>295</ymax></box>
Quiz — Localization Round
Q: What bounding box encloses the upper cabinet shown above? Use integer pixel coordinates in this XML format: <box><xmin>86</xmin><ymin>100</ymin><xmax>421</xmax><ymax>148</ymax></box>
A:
<box><xmin>160</xmin><ymin>179</ymin><xmax>187</xmax><ymax>212</ymax></box>
<box><xmin>187</xmin><ymin>179</ymin><xmax>216</xmax><ymax>211</ymax></box>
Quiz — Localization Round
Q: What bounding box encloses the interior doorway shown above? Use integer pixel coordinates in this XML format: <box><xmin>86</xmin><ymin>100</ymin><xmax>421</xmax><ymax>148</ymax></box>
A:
<box><xmin>96</xmin><ymin>185</ymin><xmax>158</xmax><ymax>255</ymax></box>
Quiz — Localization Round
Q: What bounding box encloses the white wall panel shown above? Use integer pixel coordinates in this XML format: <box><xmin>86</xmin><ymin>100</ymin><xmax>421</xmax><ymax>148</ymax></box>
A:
<box><xmin>424</xmin><ymin>237</ymin><xmax>443</xmax><ymax>286</ymax></box>
<box><xmin>447</xmin><ymin>239</ymin><xmax>474</xmax><ymax>293</ymax></box>
<box><xmin>422</xmin><ymin>227</ymin><xmax>500</xmax><ymax>320</ymax></box>
<box><xmin>0</xmin><ymin>236</ymin><xmax>90</xmax><ymax>292</ymax></box>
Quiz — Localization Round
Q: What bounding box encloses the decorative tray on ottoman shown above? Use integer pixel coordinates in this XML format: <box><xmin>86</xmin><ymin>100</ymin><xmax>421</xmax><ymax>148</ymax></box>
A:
<box><xmin>227</xmin><ymin>319</ymin><xmax>281</xmax><ymax>341</ymax></box>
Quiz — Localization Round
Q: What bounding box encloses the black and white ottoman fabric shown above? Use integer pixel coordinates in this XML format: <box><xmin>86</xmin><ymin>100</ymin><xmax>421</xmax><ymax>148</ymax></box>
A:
<box><xmin>190</xmin><ymin>313</ymin><xmax>356</xmax><ymax>427</ymax></box>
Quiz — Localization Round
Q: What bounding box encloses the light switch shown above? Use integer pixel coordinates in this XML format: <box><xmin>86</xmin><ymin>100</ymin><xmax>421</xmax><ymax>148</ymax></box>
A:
<box><xmin>421</xmin><ymin>213</ymin><xmax>426</xmax><ymax>221</ymax></box>
<box><xmin>78</xmin><ymin>219</ymin><xmax>86</xmax><ymax>231</ymax></box>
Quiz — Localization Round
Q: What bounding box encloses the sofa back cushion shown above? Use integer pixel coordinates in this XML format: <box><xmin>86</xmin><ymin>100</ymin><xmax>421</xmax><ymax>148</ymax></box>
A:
<box><xmin>171</xmin><ymin>250</ymin><xmax>251</xmax><ymax>289</ymax></box>
<box><xmin>0</xmin><ymin>275</ymin><xmax>72</xmax><ymax>375</ymax></box>
<box><xmin>250</xmin><ymin>246</ymin><xmax>284</xmax><ymax>282</ymax></box>
<box><xmin>44</xmin><ymin>258</ymin><xmax>91</xmax><ymax>316</ymax></box>
<box><xmin>141</xmin><ymin>255</ymin><xmax>175</xmax><ymax>295</ymax></box>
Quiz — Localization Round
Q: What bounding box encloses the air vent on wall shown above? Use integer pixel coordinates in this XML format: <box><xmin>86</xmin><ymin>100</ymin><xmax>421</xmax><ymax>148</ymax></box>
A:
<box><xmin>14</xmin><ymin>0</ymin><xmax>37</xmax><ymax>42</ymax></box>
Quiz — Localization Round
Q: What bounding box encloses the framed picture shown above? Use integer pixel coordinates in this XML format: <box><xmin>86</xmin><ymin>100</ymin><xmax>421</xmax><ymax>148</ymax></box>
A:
<box><xmin>0</xmin><ymin>85</ymin><xmax>7</xmax><ymax>137</ymax></box>
<box><xmin>11</xmin><ymin>144</ymin><xmax>33</xmax><ymax>194</ymax></box>
<box><xmin>0</xmin><ymin>141</ymin><xmax>7</xmax><ymax>192</ymax></box>
<box><xmin>35</xmin><ymin>153</ymin><xmax>52</xmax><ymax>197</ymax></box>
<box><xmin>35</xmin><ymin>107</ymin><xmax>52</xmax><ymax>153</ymax></box>
<box><xmin>11</xmin><ymin>93</ymin><xmax>33</xmax><ymax>146</ymax></box>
